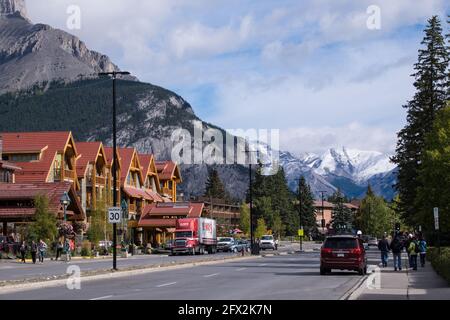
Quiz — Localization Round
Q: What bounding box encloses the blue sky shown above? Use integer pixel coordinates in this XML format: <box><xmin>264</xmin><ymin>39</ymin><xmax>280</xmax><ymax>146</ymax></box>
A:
<box><xmin>27</xmin><ymin>0</ymin><xmax>449</xmax><ymax>155</ymax></box>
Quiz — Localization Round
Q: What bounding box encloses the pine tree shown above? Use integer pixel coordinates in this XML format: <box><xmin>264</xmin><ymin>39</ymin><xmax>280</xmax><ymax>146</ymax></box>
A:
<box><xmin>415</xmin><ymin>104</ymin><xmax>450</xmax><ymax>235</ymax></box>
<box><xmin>330</xmin><ymin>190</ymin><xmax>353</xmax><ymax>233</ymax></box>
<box><xmin>28</xmin><ymin>195</ymin><xmax>58</xmax><ymax>242</ymax></box>
<box><xmin>297</xmin><ymin>176</ymin><xmax>318</xmax><ymax>236</ymax></box>
<box><xmin>204</xmin><ymin>168</ymin><xmax>229</xmax><ymax>200</ymax></box>
<box><xmin>392</xmin><ymin>16</ymin><xmax>449</xmax><ymax>226</ymax></box>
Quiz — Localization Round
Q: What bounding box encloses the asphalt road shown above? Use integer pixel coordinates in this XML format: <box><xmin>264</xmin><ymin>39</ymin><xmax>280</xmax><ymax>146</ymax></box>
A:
<box><xmin>0</xmin><ymin>250</ymin><xmax>376</xmax><ymax>300</ymax></box>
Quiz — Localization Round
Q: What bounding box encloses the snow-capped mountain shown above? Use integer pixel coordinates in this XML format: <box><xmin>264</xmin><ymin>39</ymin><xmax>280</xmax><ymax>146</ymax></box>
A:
<box><xmin>280</xmin><ymin>147</ymin><xmax>397</xmax><ymax>200</ymax></box>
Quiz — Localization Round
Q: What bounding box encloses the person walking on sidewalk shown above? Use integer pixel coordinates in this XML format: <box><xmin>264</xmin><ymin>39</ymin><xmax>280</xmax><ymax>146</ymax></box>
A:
<box><xmin>407</xmin><ymin>236</ymin><xmax>419</xmax><ymax>271</ymax></box>
<box><xmin>378</xmin><ymin>235</ymin><xmax>391</xmax><ymax>267</ymax></box>
<box><xmin>418</xmin><ymin>237</ymin><xmax>427</xmax><ymax>268</ymax></box>
<box><xmin>391</xmin><ymin>235</ymin><xmax>403</xmax><ymax>271</ymax></box>
<box><xmin>64</xmin><ymin>238</ymin><xmax>72</xmax><ymax>262</ymax></box>
<box><xmin>19</xmin><ymin>241</ymin><xmax>27</xmax><ymax>263</ymax></box>
<box><xmin>38</xmin><ymin>239</ymin><xmax>47</xmax><ymax>264</ymax></box>
<box><xmin>30</xmin><ymin>240</ymin><xmax>37</xmax><ymax>264</ymax></box>
<box><xmin>55</xmin><ymin>240</ymin><xmax>63</xmax><ymax>261</ymax></box>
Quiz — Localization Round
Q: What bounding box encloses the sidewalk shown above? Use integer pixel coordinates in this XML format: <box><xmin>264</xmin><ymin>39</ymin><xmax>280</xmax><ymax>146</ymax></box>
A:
<box><xmin>353</xmin><ymin>257</ymin><xmax>450</xmax><ymax>300</ymax></box>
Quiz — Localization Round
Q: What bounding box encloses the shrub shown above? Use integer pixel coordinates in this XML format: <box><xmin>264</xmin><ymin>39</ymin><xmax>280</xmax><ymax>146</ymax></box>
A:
<box><xmin>81</xmin><ymin>240</ymin><xmax>92</xmax><ymax>257</ymax></box>
<box><xmin>427</xmin><ymin>247</ymin><xmax>450</xmax><ymax>285</ymax></box>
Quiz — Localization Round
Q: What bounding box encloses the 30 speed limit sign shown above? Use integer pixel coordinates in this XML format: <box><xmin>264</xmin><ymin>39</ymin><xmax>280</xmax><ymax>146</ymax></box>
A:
<box><xmin>108</xmin><ymin>207</ymin><xmax>122</xmax><ymax>224</ymax></box>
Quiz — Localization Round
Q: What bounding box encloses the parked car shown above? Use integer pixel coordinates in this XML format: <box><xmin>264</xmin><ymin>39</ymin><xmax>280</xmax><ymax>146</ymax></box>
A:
<box><xmin>259</xmin><ymin>235</ymin><xmax>277</xmax><ymax>250</ymax></box>
<box><xmin>217</xmin><ymin>237</ymin><xmax>235</xmax><ymax>252</ymax></box>
<box><xmin>320</xmin><ymin>235</ymin><xmax>367</xmax><ymax>275</ymax></box>
<box><xmin>367</xmin><ymin>237</ymin><xmax>378</xmax><ymax>247</ymax></box>
<box><xmin>237</xmin><ymin>239</ymin><xmax>251</xmax><ymax>252</ymax></box>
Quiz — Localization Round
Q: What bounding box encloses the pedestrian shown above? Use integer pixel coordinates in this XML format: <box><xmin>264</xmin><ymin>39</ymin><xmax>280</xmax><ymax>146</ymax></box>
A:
<box><xmin>19</xmin><ymin>241</ymin><xmax>27</xmax><ymax>263</ymax></box>
<box><xmin>418</xmin><ymin>237</ymin><xmax>427</xmax><ymax>267</ymax></box>
<box><xmin>407</xmin><ymin>236</ymin><xmax>418</xmax><ymax>271</ymax></box>
<box><xmin>378</xmin><ymin>235</ymin><xmax>390</xmax><ymax>267</ymax></box>
<box><xmin>391</xmin><ymin>235</ymin><xmax>403</xmax><ymax>271</ymax></box>
<box><xmin>30</xmin><ymin>240</ymin><xmax>37</xmax><ymax>264</ymax></box>
<box><xmin>65</xmin><ymin>238</ymin><xmax>71</xmax><ymax>262</ymax></box>
<box><xmin>38</xmin><ymin>239</ymin><xmax>47</xmax><ymax>264</ymax></box>
<box><xmin>55</xmin><ymin>240</ymin><xmax>63</xmax><ymax>261</ymax></box>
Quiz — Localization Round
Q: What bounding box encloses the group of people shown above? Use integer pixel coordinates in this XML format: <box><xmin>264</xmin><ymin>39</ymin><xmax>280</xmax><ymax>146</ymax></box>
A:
<box><xmin>19</xmin><ymin>238</ymin><xmax>74</xmax><ymax>264</ymax></box>
<box><xmin>377</xmin><ymin>232</ymin><xmax>427</xmax><ymax>271</ymax></box>
<box><xmin>19</xmin><ymin>239</ymin><xmax>48</xmax><ymax>264</ymax></box>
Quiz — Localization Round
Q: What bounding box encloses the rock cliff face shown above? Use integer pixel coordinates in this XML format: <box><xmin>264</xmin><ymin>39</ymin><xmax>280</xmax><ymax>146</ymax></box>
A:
<box><xmin>0</xmin><ymin>0</ymin><xmax>135</xmax><ymax>94</ymax></box>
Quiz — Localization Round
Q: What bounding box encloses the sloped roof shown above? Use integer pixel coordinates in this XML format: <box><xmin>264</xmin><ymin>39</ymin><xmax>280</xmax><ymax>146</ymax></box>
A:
<box><xmin>1</xmin><ymin>131</ymin><xmax>75</xmax><ymax>183</ymax></box>
<box><xmin>0</xmin><ymin>182</ymin><xmax>85</xmax><ymax>220</ymax></box>
<box><xmin>155</xmin><ymin>161</ymin><xmax>182</xmax><ymax>182</ymax></box>
<box><xmin>141</xmin><ymin>202</ymin><xmax>204</xmax><ymax>218</ymax></box>
<box><xmin>139</xmin><ymin>153</ymin><xmax>161</xmax><ymax>192</ymax></box>
<box><xmin>75</xmin><ymin>142</ymin><xmax>104</xmax><ymax>178</ymax></box>
<box><xmin>104</xmin><ymin>147</ymin><xmax>121</xmax><ymax>169</ymax></box>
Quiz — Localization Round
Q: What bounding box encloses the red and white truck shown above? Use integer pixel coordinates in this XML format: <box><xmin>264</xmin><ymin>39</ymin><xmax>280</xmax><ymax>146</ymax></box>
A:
<box><xmin>171</xmin><ymin>218</ymin><xmax>217</xmax><ymax>255</ymax></box>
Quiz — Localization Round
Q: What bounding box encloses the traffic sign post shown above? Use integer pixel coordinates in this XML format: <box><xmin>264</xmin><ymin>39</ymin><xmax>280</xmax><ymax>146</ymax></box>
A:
<box><xmin>109</xmin><ymin>207</ymin><xmax>122</xmax><ymax>269</ymax></box>
<box><xmin>298</xmin><ymin>228</ymin><xmax>304</xmax><ymax>252</ymax></box>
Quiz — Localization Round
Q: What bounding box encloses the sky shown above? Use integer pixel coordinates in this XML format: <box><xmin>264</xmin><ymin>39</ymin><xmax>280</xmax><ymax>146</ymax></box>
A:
<box><xmin>26</xmin><ymin>0</ymin><xmax>449</xmax><ymax>156</ymax></box>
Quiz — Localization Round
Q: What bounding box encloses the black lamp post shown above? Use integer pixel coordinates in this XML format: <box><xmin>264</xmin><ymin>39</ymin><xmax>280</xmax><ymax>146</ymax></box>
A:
<box><xmin>245</xmin><ymin>149</ymin><xmax>259</xmax><ymax>255</ymax></box>
<box><xmin>60</xmin><ymin>191</ymin><xmax>71</xmax><ymax>254</ymax></box>
<box><xmin>99</xmin><ymin>71</ymin><xmax>130</xmax><ymax>270</ymax></box>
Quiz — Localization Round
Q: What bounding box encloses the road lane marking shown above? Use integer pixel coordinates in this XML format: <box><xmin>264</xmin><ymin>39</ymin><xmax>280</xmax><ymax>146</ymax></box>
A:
<box><xmin>90</xmin><ymin>295</ymin><xmax>113</xmax><ymax>300</ymax></box>
<box><xmin>203</xmin><ymin>273</ymin><xmax>219</xmax><ymax>278</ymax></box>
<box><xmin>236</xmin><ymin>267</ymin><xmax>247</xmax><ymax>271</ymax></box>
<box><xmin>258</xmin><ymin>263</ymin><xmax>267</xmax><ymax>266</ymax></box>
<box><xmin>156</xmin><ymin>282</ymin><xmax>177</xmax><ymax>287</ymax></box>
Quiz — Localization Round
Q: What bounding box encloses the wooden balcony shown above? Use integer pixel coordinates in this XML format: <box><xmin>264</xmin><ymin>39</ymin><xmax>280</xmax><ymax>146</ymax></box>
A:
<box><xmin>54</xmin><ymin>168</ymin><xmax>75</xmax><ymax>181</ymax></box>
<box><xmin>129</xmin><ymin>203</ymin><xmax>136</xmax><ymax>213</ymax></box>
<box><xmin>87</xmin><ymin>175</ymin><xmax>107</xmax><ymax>186</ymax></box>
<box><xmin>163</xmin><ymin>187</ymin><xmax>171</xmax><ymax>195</ymax></box>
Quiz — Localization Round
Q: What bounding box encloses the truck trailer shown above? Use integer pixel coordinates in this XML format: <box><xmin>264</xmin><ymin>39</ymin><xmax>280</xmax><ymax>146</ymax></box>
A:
<box><xmin>171</xmin><ymin>218</ymin><xmax>217</xmax><ymax>255</ymax></box>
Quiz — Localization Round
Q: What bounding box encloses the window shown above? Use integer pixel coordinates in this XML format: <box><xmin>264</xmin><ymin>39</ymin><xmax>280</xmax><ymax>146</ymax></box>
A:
<box><xmin>4</xmin><ymin>153</ymin><xmax>39</xmax><ymax>162</ymax></box>
<box><xmin>0</xmin><ymin>170</ymin><xmax>12</xmax><ymax>183</ymax></box>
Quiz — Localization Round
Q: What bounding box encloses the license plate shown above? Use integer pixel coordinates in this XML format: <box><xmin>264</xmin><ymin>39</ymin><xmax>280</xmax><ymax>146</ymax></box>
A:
<box><xmin>337</xmin><ymin>253</ymin><xmax>345</xmax><ymax>257</ymax></box>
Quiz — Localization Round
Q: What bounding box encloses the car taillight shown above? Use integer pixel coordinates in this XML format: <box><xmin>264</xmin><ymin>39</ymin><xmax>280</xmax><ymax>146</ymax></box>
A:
<box><xmin>350</xmin><ymin>248</ymin><xmax>361</xmax><ymax>255</ymax></box>
<box><xmin>321</xmin><ymin>248</ymin><xmax>332</xmax><ymax>255</ymax></box>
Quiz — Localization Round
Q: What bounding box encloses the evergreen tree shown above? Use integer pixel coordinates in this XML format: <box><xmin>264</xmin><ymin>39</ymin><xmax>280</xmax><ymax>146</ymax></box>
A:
<box><xmin>239</xmin><ymin>202</ymin><xmax>250</xmax><ymax>236</ymax></box>
<box><xmin>330</xmin><ymin>190</ymin><xmax>353</xmax><ymax>233</ymax></box>
<box><xmin>296</xmin><ymin>176</ymin><xmax>318</xmax><ymax>236</ymax></box>
<box><xmin>204</xmin><ymin>168</ymin><xmax>229</xmax><ymax>201</ymax></box>
<box><xmin>271</xmin><ymin>211</ymin><xmax>285</xmax><ymax>239</ymax></box>
<box><xmin>88</xmin><ymin>201</ymin><xmax>110</xmax><ymax>249</ymax></box>
<box><xmin>415</xmin><ymin>105</ymin><xmax>450</xmax><ymax>235</ymax></box>
<box><xmin>28</xmin><ymin>195</ymin><xmax>58</xmax><ymax>242</ymax></box>
<box><xmin>392</xmin><ymin>16</ymin><xmax>449</xmax><ymax>226</ymax></box>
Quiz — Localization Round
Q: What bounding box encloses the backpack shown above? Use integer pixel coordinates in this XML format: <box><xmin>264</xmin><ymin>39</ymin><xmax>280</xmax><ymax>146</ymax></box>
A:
<box><xmin>414</xmin><ymin>241</ymin><xmax>420</xmax><ymax>253</ymax></box>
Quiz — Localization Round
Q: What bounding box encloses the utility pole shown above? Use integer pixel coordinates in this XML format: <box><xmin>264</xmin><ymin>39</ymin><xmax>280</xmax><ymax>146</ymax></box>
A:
<box><xmin>319</xmin><ymin>191</ymin><xmax>327</xmax><ymax>236</ymax></box>
<box><xmin>294</xmin><ymin>178</ymin><xmax>303</xmax><ymax>252</ymax></box>
<box><xmin>99</xmin><ymin>71</ymin><xmax>130</xmax><ymax>270</ymax></box>
<box><xmin>246</xmin><ymin>149</ymin><xmax>258</xmax><ymax>255</ymax></box>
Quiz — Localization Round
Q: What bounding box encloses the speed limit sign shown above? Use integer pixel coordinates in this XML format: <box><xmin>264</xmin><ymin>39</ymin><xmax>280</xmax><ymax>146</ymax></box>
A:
<box><xmin>108</xmin><ymin>207</ymin><xmax>122</xmax><ymax>223</ymax></box>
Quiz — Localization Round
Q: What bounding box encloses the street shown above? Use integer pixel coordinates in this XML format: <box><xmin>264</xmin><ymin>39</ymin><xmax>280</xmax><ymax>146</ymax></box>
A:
<box><xmin>0</xmin><ymin>245</ymin><xmax>384</xmax><ymax>300</ymax></box>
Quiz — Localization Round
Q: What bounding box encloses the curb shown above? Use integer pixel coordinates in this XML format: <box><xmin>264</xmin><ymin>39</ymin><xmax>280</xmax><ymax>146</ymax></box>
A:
<box><xmin>0</xmin><ymin>255</ymin><xmax>261</xmax><ymax>294</ymax></box>
<box><xmin>339</xmin><ymin>274</ymin><xmax>369</xmax><ymax>300</ymax></box>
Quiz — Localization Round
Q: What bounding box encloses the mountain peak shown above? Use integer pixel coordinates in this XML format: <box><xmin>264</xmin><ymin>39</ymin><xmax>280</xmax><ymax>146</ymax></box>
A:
<box><xmin>0</xmin><ymin>0</ymin><xmax>28</xmax><ymax>20</ymax></box>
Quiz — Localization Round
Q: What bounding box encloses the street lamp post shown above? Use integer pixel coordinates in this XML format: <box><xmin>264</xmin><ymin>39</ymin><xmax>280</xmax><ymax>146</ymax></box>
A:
<box><xmin>246</xmin><ymin>149</ymin><xmax>258</xmax><ymax>255</ymax></box>
<box><xmin>60</xmin><ymin>192</ymin><xmax>71</xmax><ymax>255</ymax></box>
<box><xmin>99</xmin><ymin>71</ymin><xmax>130</xmax><ymax>270</ymax></box>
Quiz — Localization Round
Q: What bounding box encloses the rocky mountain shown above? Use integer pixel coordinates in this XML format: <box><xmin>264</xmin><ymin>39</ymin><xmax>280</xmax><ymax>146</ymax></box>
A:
<box><xmin>0</xmin><ymin>0</ymin><xmax>135</xmax><ymax>95</ymax></box>
<box><xmin>280</xmin><ymin>148</ymin><xmax>397</xmax><ymax>200</ymax></box>
<box><xmin>0</xmin><ymin>0</ymin><xmax>397</xmax><ymax>201</ymax></box>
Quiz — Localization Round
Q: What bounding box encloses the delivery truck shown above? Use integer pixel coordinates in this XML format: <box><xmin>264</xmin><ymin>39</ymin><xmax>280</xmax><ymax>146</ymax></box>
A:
<box><xmin>171</xmin><ymin>218</ymin><xmax>217</xmax><ymax>255</ymax></box>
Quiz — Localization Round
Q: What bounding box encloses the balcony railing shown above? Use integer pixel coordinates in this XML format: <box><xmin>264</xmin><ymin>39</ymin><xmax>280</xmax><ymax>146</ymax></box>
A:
<box><xmin>87</xmin><ymin>175</ymin><xmax>107</xmax><ymax>186</ymax></box>
<box><xmin>163</xmin><ymin>187</ymin><xmax>171</xmax><ymax>195</ymax></box>
<box><xmin>64</xmin><ymin>169</ymin><xmax>75</xmax><ymax>180</ymax></box>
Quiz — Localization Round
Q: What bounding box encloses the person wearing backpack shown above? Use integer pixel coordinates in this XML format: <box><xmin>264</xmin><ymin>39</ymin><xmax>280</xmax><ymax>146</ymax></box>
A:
<box><xmin>408</xmin><ymin>236</ymin><xmax>418</xmax><ymax>271</ymax></box>
<box><xmin>391</xmin><ymin>235</ymin><xmax>403</xmax><ymax>271</ymax></box>
<box><xmin>378</xmin><ymin>235</ymin><xmax>391</xmax><ymax>267</ymax></box>
<box><xmin>418</xmin><ymin>237</ymin><xmax>427</xmax><ymax>267</ymax></box>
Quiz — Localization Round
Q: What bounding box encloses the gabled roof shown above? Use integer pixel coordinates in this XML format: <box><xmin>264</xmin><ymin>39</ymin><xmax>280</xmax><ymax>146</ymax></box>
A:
<box><xmin>119</xmin><ymin>147</ymin><xmax>143</xmax><ymax>185</ymax></box>
<box><xmin>155</xmin><ymin>161</ymin><xmax>182</xmax><ymax>182</ymax></box>
<box><xmin>104</xmin><ymin>147</ymin><xmax>122</xmax><ymax>169</ymax></box>
<box><xmin>76</xmin><ymin>142</ymin><xmax>107</xmax><ymax>178</ymax></box>
<box><xmin>139</xmin><ymin>153</ymin><xmax>161</xmax><ymax>192</ymax></box>
<box><xmin>0</xmin><ymin>182</ymin><xmax>85</xmax><ymax>220</ymax></box>
<box><xmin>1</xmin><ymin>131</ymin><xmax>76</xmax><ymax>183</ymax></box>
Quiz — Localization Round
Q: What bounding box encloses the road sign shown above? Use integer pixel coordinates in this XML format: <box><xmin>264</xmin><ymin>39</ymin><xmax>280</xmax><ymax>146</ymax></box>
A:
<box><xmin>434</xmin><ymin>207</ymin><xmax>439</xmax><ymax>230</ymax></box>
<box><xmin>298</xmin><ymin>229</ymin><xmax>304</xmax><ymax>237</ymax></box>
<box><xmin>108</xmin><ymin>207</ymin><xmax>122</xmax><ymax>224</ymax></box>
